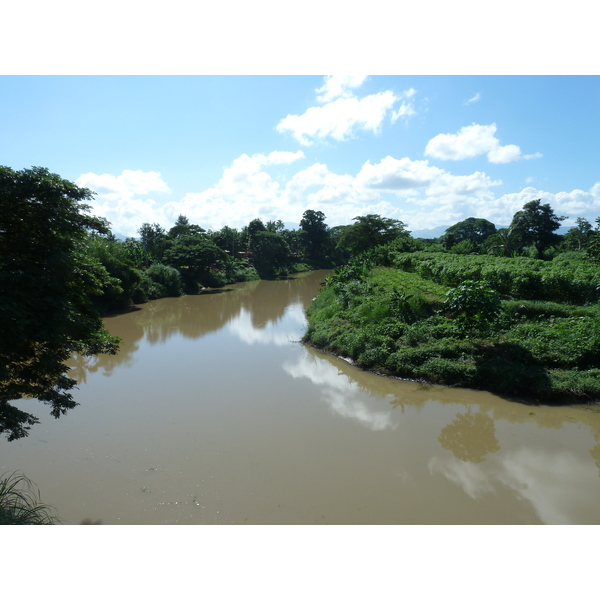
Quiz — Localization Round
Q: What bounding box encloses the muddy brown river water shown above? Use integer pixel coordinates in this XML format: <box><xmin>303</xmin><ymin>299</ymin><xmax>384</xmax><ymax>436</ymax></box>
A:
<box><xmin>3</xmin><ymin>269</ymin><xmax>600</xmax><ymax>524</ymax></box>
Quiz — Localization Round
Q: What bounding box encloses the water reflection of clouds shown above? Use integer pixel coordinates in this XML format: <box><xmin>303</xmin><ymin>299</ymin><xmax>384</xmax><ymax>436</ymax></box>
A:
<box><xmin>227</xmin><ymin>304</ymin><xmax>307</xmax><ymax>346</ymax></box>
<box><xmin>429</xmin><ymin>448</ymin><xmax>600</xmax><ymax>524</ymax></box>
<box><xmin>284</xmin><ymin>353</ymin><xmax>397</xmax><ymax>432</ymax></box>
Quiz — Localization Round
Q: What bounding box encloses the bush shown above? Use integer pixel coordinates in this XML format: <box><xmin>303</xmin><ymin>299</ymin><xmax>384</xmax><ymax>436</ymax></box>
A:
<box><xmin>134</xmin><ymin>263</ymin><xmax>184</xmax><ymax>302</ymax></box>
<box><xmin>444</xmin><ymin>280</ymin><xmax>501</xmax><ymax>332</ymax></box>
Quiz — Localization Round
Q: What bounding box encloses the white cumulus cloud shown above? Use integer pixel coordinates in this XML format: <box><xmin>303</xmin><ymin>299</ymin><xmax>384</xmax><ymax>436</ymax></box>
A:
<box><xmin>76</xmin><ymin>169</ymin><xmax>171</xmax><ymax>236</ymax></box>
<box><xmin>276</xmin><ymin>76</ymin><xmax>417</xmax><ymax>146</ymax></box>
<box><xmin>425</xmin><ymin>123</ymin><xmax>541</xmax><ymax>164</ymax></box>
<box><xmin>315</xmin><ymin>75</ymin><xmax>368</xmax><ymax>102</ymax></box>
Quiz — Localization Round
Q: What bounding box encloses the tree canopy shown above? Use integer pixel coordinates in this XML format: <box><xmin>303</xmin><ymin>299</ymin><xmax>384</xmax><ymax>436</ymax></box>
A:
<box><xmin>251</xmin><ymin>230</ymin><xmax>291</xmax><ymax>275</ymax></box>
<box><xmin>510</xmin><ymin>199</ymin><xmax>566</xmax><ymax>256</ymax></box>
<box><xmin>337</xmin><ymin>214</ymin><xmax>410</xmax><ymax>255</ymax></box>
<box><xmin>300</xmin><ymin>209</ymin><xmax>330</xmax><ymax>260</ymax></box>
<box><xmin>440</xmin><ymin>217</ymin><xmax>496</xmax><ymax>252</ymax></box>
<box><xmin>0</xmin><ymin>166</ymin><xmax>121</xmax><ymax>440</ymax></box>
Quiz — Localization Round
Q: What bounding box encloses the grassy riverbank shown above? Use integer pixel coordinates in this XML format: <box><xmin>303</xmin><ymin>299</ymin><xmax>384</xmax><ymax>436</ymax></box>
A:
<box><xmin>303</xmin><ymin>256</ymin><xmax>600</xmax><ymax>405</ymax></box>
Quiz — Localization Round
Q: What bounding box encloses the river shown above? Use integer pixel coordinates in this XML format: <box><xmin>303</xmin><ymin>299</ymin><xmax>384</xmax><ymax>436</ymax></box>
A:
<box><xmin>2</xmin><ymin>269</ymin><xmax>600</xmax><ymax>524</ymax></box>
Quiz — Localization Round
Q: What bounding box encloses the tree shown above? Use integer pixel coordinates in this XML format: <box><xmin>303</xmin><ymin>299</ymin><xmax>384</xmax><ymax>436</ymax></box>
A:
<box><xmin>510</xmin><ymin>199</ymin><xmax>566</xmax><ymax>256</ymax></box>
<box><xmin>586</xmin><ymin>217</ymin><xmax>600</xmax><ymax>262</ymax></box>
<box><xmin>86</xmin><ymin>235</ymin><xmax>142</xmax><ymax>312</ymax></box>
<box><xmin>163</xmin><ymin>235</ymin><xmax>229</xmax><ymax>289</ymax></box>
<box><xmin>167</xmin><ymin>214</ymin><xmax>205</xmax><ymax>239</ymax></box>
<box><xmin>211</xmin><ymin>226</ymin><xmax>242</xmax><ymax>258</ymax></box>
<box><xmin>246</xmin><ymin>218</ymin><xmax>267</xmax><ymax>250</ymax></box>
<box><xmin>484</xmin><ymin>226</ymin><xmax>520</xmax><ymax>257</ymax></box>
<box><xmin>563</xmin><ymin>217</ymin><xmax>594</xmax><ymax>251</ymax></box>
<box><xmin>138</xmin><ymin>222</ymin><xmax>169</xmax><ymax>262</ymax></box>
<box><xmin>337</xmin><ymin>214</ymin><xmax>410</xmax><ymax>256</ymax></box>
<box><xmin>300</xmin><ymin>209</ymin><xmax>330</xmax><ymax>260</ymax></box>
<box><xmin>0</xmin><ymin>166</ymin><xmax>121</xmax><ymax>440</ymax></box>
<box><xmin>265</xmin><ymin>219</ymin><xmax>285</xmax><ymax>233</ymax></box>
<box><xmin>251</xmin><ymin>231</ymin><xmax>291</xmax><ymax>275</ymax></box>
<box><xmin>440</xmin><ymin>217</ymin><xmax>496</xmax><ymax>252</ymax></box>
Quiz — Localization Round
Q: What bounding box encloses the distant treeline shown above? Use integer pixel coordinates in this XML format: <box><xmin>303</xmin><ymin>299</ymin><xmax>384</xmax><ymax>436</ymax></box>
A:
<box><xmin>87</xmin><ymin>198</ymin><xmax>600</xmax><ymax>315</ymax></box>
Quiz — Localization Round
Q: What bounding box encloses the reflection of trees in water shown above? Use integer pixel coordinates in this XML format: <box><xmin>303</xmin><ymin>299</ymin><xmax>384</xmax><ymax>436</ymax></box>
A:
<box><xmin>239</xmin><ymin>271</ymin><xmax>325</xmax><ymax>330</ymax></box>
<box><xmin>71</xmin><ymin>271</ymin><xmax>330</xmax><ymax>382</ymax></box>
<box><xmin>589</xmin><ymin>427</ymin><xmax>600</xmax><ymax>477</ymax></box>
<box><xmin>590</xmin><ymin>444</ymin><xmax>600</xmax><ymax>477</ymax></box>
<box><xmin>438</xmin><ymin>410</ymin><xmax>500</xmax><ymax>463</ymax></box>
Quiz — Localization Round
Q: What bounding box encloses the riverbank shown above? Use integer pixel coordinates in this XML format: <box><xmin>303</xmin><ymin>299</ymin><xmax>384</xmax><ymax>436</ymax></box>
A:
<box><xmin>303</xmin><ymin>260</ymin><xmax>600</xmax><ymax>405</ymax></box>
<box><xmin>96</xmin><ymin>260</ymin><xmax>325</xmax><ymax>316</ymax></box>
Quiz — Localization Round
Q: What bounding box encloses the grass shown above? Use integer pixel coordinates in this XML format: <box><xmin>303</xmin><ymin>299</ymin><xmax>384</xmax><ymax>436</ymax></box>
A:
<box><xmin>0</xmin><ymin>472</ymin><xmax>61</xmax><ymax>525</ymax></box>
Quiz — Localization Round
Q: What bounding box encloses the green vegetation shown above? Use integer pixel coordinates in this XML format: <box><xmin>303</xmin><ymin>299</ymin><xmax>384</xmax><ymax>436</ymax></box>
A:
<box><xmin>304</xmin><ymin>199</ymin><xmax>600</xmax><ymax>405</ymax></box>
<box><xmin>1</xmin><ymin>166</ymin><xmax>121</xmax><ymax>441</ymax></box>
<box><xmin>0</xmin><ymin>472</ymin><xmax>61</xmax><ymax>524</ymax></box>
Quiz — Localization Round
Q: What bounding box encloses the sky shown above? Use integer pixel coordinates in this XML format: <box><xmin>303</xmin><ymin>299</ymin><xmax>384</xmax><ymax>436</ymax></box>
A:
<box><xmin>1</xmin><ymin>74</ymin><xmax>599</xmax><ymax>238</ymax></box>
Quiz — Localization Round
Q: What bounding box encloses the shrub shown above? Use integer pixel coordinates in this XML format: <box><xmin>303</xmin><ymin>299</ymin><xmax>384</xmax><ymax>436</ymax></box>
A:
<box><xmin>444</xmin><ymin>280</ymin><xmax>501</xmax><ymax>331</ymax></box>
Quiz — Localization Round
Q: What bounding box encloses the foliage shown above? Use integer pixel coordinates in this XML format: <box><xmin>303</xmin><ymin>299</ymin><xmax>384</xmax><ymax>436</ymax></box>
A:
<box><xmin>484</xmin><ymin>227</ymin><xmax>521</xmax><ymax>257</ymax></box>
<box><xmin>444</xmin><ymin>280</ymin><xmax>501</xmax><ymax>332</ymax></box>
<box><xmin>563</xmin><ymin>217</ymin><xmax>594</xmax><ymax>251</ymax></box>
<box><xmin>86</xmin><ymin>236</ymin><xmax>142</xmax><ymax>312</ymax></box>
<box><xmin>336</xmin><ymin>214</ymin><xmax>410</xmax><ymax>256</ymax></box>
<box><xmin>440</xmin><ymin>217</ymin><xmax>496</xmax><ymax>252</ymax></box>
<box><xmin>138</xmin><ymin>222</ymin><xmax>169</xmax><ymax>263</ymax></box>
<box><xmin>134</xmin><ymin>263</ymin><xmax>184</xmax><ymax>302</ymax></box>
<box><xmin>251</xmin><ymin>230</ymin><xmax>291</xmax><ymax>276</ymax></box>
<box><xmin>247</xmin><ymin>218</ymin><xmax>266</xmax><ymax>248</ymax></box>
<box><xmin>163</xmin><ymin>235</ymin><xmax>229</xmax><ymax>290</ymax></box>
<box><xmin>390</xmin><ymin>251</ymin><xmax>600</xmax><ymax>304</ymax></box>
<box><xmin>0</xmin><ymin>166</ymin><xmax>121</xmax><ymax>440</ymax></box>
<box><xmin>509</xmin><ymin>198</ymin><xmax>566</xmax><ymax>256</ymax></box>
<box><xmin>300</xmin><ymin>209</ymin><xmax>330</xmax><ymax>260</ymax></box>
<box><xmin>0</xmin><ymin>472</ymin><xmax>61</xmax><ymax>525</ymax></box>
<box><xmin>585</xmin><ymin>217</ymin><xmax>600</xmax><ymax>263</ymax></box>
<box><xmin>167</xmin><ymin>214</ymin><xmax>205</xmax><ymax>239</ymax></box>
<box><xmin>304</xmin><ymin>257</ymin><xmax>600</xmax><ymax>404</ymax></box>
<box><xmin>211</xmin><ymin>225</ymin><xmax>243</xmax><ymax>259</ymax></box>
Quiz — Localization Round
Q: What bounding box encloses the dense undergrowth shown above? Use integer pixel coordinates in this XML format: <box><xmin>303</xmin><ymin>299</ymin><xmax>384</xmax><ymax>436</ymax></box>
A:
<box><xmin>304</xmin><ymin>252</ymin><xmax>600</xmax><ymax>405</ymax></box>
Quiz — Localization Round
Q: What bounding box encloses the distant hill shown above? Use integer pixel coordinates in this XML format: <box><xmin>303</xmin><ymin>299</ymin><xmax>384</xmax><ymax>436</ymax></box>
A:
<box><xmin>410</xmin><ymin>225</ymin><xmax>450</xmax><ymax>239</ymax></box>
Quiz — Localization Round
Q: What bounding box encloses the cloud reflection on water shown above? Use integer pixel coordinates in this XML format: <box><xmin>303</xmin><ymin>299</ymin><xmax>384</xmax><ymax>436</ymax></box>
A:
<box><xmin>227</xmin><ymin>303</ymin><xmax>307</xmax><ymax>347</ymax></box>
<box><xmin>284</xmin><ymin>352</ymin><xmax>397</xmax><ymax>432</ymax></box>
<box><xmin>429</xmin><ymin>447</ymin><xmax>600</xmax><ymax>524</ymax></box>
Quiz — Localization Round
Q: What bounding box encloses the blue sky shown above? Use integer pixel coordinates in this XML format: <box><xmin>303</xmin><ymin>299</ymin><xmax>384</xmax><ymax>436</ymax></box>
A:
<box><xmin>1</xmin><ymin>74</ymin><xmax>599</xmax><ymax>237</ymax></box>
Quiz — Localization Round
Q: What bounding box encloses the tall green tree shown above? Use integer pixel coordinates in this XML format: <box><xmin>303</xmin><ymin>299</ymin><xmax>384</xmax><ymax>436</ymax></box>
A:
<box><xmin>300</xmin><ymin>209</ymin><xmax>330</xmax><ymax>260</ymax></box>
<box><xmin>563</xmin><ymin>217</ymin><xmax>594</xmax><ymax>251</ymax></box>
<box><xmin>337</xmin><ymin>214</ymin><xmax>410</xmax><ymax>256</ymax></box>
<box><xmin>167</xmin><ymin>214</ymin><xmax>205</xmax><ymax>239</ymax></box>
<box><xmin>251</xmin><ymin>230</ymin><xmax>291</xmax><ymax>275</ymax></box>
<box><xmin>211</xmin><ymin>225</ymin><xmax>242</xmax><ymax>258</ymax></box>
<box><xmin>0</xmin><ymin>166</ymin><xmax>121</xmax><ymax>440</ymax></box>
<box><xmin>510</xmin><ymin>199</ymin><xmax>566</xmax><ymax>256</ymax></box>
<box><xmin>247</xmin><ymin>218</ymin><xmax>266</xmax><ymax>251</ymax></box>
<box><xmin>86</xmin><ymin>236</ymin><xmax>142</xmax><ymax>312</ymax></box>
<box><xmin>138</xmin><ymin>222</ymin><xmax>169</xmax><ymax>262</ymax></box>
<box><xmin>440</xmin><ymin>217</ymin><xmax>496</xmax><ymax>252</ymax></box>
<box><xmin>163</xmin><ymin>235</ymin><xmax>229</xmax><ymax>289</ymax></box>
